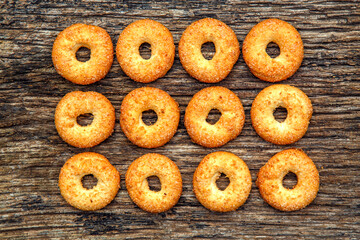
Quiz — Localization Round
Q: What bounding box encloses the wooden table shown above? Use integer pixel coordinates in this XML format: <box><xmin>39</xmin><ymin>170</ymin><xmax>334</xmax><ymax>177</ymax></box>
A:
<box><xmin>1</xmin><ymin>1</ymin><xmax>359</xmax><ymax>239</ymax></box>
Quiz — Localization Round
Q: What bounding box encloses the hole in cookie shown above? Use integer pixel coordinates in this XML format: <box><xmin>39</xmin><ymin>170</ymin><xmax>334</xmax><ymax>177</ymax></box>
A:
<box><xmin>147</xmin><ymin>175</ymin><xmax>161</xmax><ymax>192</ymax></box>
<box><xmin>81</xmin><ymin>174</ymin><xmax>98</xmax><ymax>190</ymax></box>
<box><xmin>216</xmin><ymin>173</ymin><xmax>230</xmax><ymax>191</ymax></box>
<box><xmin>76</xmin><ymin>47</ymin><xmax>91</xmax><ymax>62</ymax></box>
<box><xmin>273</xmin><ymin>107</ymin><xmax>288</xmax><ymax>123</ymax></box>
<box><xmin>282</xmin><ymin>172</ymin><xmax>298</xmax><ymax>189</ymax></box>
<box><xmin>76</xmin><ymin>113</ymin><xmax>94</xmax><ymax>126</ymax></box>
<box><xmin>206</xmin><ymin>109</ymin><xmax>221</xmax><ymax>125</ymax></box>
<box><xmin>139</xmin><ymin>42</ymin><xmax>152</xmax><ymax>60</ymax></box>
<box><xmin>201</xmin><ymin>42</ymin><xmax>216</xmax><ymax>60</ymax></box>
<box><xmin>141</xmin><ymin>110</ymin><xmax>158</xmax><ymax>126</ymax></box>
<box><xmin>266</xmin><ymin>42</ymin><xmax>280</xmax><ymax>58</ymax></box>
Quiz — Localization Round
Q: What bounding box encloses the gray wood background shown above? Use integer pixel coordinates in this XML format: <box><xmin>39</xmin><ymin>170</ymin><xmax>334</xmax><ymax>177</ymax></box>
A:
<box><xmin>1</xmin><ymin>0</ymin><xmax>359</xmax><ymax>239</ymax></box>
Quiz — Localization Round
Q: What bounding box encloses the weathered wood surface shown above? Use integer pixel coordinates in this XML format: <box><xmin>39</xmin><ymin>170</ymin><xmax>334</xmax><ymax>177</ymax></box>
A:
<box><xmin>1</xmin><ymin>0</ymin><xmax>359</xmax><ymax>239</ymax></box>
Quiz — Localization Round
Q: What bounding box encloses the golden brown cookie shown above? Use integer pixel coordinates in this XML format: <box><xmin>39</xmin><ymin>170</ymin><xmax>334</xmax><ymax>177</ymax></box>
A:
<box><xmin>251</xmin><ymin>84</ymin><xmax>312</xmax><ymax>145</ymax></box>
<box><xmin>256</xmin><ymin>149</ymin><xmax>319</xmax><ymax>211</ymax></box>
<box><xmin>243</xmin><ymin>19</ymin><xmax>303</xmax><ymax>82</ymax></box>
<box><xmin>52</xmin><ymin>23</ymin><xmax>113</xmax><ymax>85</ymax></box>
<box><xmin>193</xmin><ymin>151</ymin><xmax>252</xmax><ymax>212</ymax></box>
<box><xmin>120</xmin><ymin>87</ymin><xmax>180</xmax><ymax>148</ymax></box>
<box><xmin>126</xmin><ymin>153</ymin><xmax>182</xmax><ymax>213</ymax></box>
<box><xmin>59</xmin><ymin>152</ymin><xmax>120</xmax><ymax>211</ymax></box>
<box><xmin>116</xmin><ymin>19</ymin><xmax>175</xmax><ymax>83</ymax></box>
<box><xmin>55</xmin><ymin>91</ymin><xmax>115</xmax><ymax>148</ymax></box>
<box><xmin>184</xmin><ymin>87</ymin><xmax>245</xmax><ymax>148</ymax></box>
<box><xmin>179</xmin><ymin>18</ymin><xmax>240</xmax><ymax>83</ymax></box>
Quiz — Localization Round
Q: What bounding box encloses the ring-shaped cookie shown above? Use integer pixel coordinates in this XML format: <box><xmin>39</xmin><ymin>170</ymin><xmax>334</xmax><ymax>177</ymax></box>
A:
<box><xmin>256</xmin><ymin>149</ymin><xmax>319</xmax><ymax>211</ymax></box>
<box><xmin>185</xmin><ymin>87</ymin><xmax>245</xmax><ymax>148</ymax></box>
<box><xmin>55</xmin><ymin>91</ymin><xmax>115</xmax><ymax>148</ymax></box>
<box><xmin>59</xmin><ymin>152</ymin><xmax>120</xmax><ymax>211</ymax></box>
<box><xmin>126</xmin><ymin>153</ymin><xmax>182</xmax><ymax>213</ymax></box>
<box><xmin>193</xmin><ymin>151</ymin><xmax>252</xmax><ymax>212</ymax></box>
<box><xmin>179</xmin><ymin>18</ymin><xmax>240</xmax><ymax>83</ymax></box>
<box><xmin>52</xmin><ymin>23</ymin><xmax>113</xmax><ymax>85</ymax></box>
<box><xmin>120</xmin><ymin>87</ymin><xmax>180</xmax><ymax>148</ymax></box>
<box><xmin>251</xmin><ymin>84</ymin><xmax>312</xmax><ymax>145</ymax></box>
<box><xmin>242</xmin><ymin>19</ymin><xmax>304</xmax><ymax>82</ymax></box>
<box><xmin>116</xmin><ymin>19</ymin><xmax>175</xmax><ymax>83</ymax></box>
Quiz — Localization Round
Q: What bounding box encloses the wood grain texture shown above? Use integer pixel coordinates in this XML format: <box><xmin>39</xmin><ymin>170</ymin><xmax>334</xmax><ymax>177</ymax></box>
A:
<box><xmin>0</xmin><ymin>0</ymin><xmax>359</xmax><ymax>239</ymax></box>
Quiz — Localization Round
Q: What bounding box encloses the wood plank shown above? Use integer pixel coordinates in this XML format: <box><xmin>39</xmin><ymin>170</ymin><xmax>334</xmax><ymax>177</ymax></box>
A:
<box><xmin>1</xmin><ymin>0</ymin><xmax>359</xmax><ymax>239</ymax></box>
